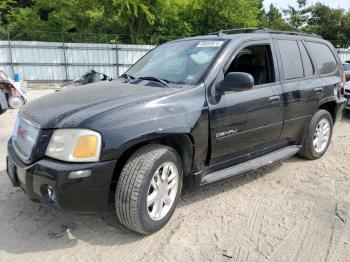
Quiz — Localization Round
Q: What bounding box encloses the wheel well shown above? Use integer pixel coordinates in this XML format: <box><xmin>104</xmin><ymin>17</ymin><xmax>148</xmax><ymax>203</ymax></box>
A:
<box><xmin>319</xmin><ymin>101</ymin><xmax>337</xmax><ymax>122</ymax></box>
<box><xmin>108</xmin><ymin>134</ymin><xmax>194</xmax><ymax>202</ymax></box>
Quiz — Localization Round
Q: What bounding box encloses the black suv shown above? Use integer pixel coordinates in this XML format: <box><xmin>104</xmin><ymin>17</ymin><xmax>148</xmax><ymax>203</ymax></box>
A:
<box><xmin>6</xmin><ymin>29</ymin><xmax>346</xmax><ymax>234</ymax></box>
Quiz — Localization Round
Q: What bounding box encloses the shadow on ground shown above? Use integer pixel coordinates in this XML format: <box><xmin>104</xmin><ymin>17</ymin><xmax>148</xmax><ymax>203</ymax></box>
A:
<box><xmin>340</xmin><ymin>109</ymin><xmax>350</xmax><ymax>122</ymax></box>
<box><xmin>0</xmin><ymin>154</ymin><xmax>306</xmax><ymax>255</ymax></box>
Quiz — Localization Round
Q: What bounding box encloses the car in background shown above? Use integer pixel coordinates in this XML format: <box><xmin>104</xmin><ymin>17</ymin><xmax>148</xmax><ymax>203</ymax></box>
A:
<box><xmin>343</xmin><ymin>62</ymin><xmax>350</xmax><ymax>81</ymax></box>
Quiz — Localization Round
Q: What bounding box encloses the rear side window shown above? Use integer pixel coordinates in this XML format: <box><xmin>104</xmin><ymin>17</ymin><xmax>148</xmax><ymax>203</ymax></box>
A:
<box><xmin>307</xmin><ymin>42</ymin><xmax>338</xmax><ymax>74</ymax></box>
<box><xmin>298</xmin><ymin>42</ymin><xmax>314</xmax><ymax>77</ymax></box>
<box><xmin>277</xmin><ymin>40</ymin><xmax>303</xmax><ymax>80</ymax></box>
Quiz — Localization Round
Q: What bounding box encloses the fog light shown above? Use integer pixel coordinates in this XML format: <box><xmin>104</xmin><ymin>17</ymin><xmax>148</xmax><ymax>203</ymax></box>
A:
<box><xmin>69</xmin><ymin>170</ymin><xmax>91</xmax><ymax>179</ymax></box>
<box><xmin>47</xmin><ymin>186</ymin><xmax>56</xmax><ymax>203</ymax></box>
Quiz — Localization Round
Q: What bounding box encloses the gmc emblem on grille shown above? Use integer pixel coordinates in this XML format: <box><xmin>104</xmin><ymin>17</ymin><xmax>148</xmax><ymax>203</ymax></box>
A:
<box><xmin>17</xmin><ymin>126</ymin><xmax>27</xmax><ymax>139</ymax></box>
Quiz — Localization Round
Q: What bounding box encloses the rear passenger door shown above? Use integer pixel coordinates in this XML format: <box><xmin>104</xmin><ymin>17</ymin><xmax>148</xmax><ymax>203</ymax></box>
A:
<box><xmin>275</xmin><ymin>38</ymin><xmax>321</xmax><ymax>143</ymax></box>
<box><xmin>306</xmin><ymin>41</ymin><xmax>341</xmax><ymax>100</ymax></box>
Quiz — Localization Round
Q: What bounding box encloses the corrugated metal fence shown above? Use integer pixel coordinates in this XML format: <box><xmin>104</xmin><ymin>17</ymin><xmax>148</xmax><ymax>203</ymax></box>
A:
<box><xmin>1</xmin><ymin>39</ymin><xmax>349</xmax><ymax>82</ymax></box>
<box><xmin>338</xmin><ymin>48</ymin><xmax>350</xmax><ymax>63</ymax></box>
<box><xmin>0</xmin><ymin>40</ymin><xmax>155</xmax><ymax>81</ymax></box>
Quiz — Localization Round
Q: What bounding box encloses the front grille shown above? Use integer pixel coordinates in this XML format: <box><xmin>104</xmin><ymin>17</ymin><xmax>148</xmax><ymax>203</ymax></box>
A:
<box><xmin>12</xmin><ymin>115</ymin><xmax>40</xmax><ymax>161</ymax></box>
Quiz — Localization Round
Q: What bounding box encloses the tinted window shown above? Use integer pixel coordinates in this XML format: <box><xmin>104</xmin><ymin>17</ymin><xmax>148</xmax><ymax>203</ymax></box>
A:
<box><xmin>298</xmin><ymin>42</ymin><xmax>314</xmax><ymax>77</ymax></box>
<box><xmin>307</xmin><ymin>42</ymin><xmax>337</xmax><ymax>74</ymax></box>
<box><xmin>226</xmin><ymin>44</ymin><xmax>275</xmax><ymax>85</ymax></box>
<box><xmin>277</xmin><ymin>40</ymin><xmax>303</xmax><ymax>80</ymax></box>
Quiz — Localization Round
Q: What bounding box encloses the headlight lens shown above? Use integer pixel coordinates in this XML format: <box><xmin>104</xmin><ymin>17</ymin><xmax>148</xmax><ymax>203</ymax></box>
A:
<box><xmin>45</xmin><ymin>129</ymin><xmax>101</xmax><ymax>162</ymax></box>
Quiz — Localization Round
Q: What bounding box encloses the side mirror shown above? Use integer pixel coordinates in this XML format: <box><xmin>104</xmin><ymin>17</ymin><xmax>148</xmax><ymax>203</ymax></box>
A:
<box><xmin>217</xmin><ymin>72</ymin><xmax>254</xmax><ymax>93</ymax></box>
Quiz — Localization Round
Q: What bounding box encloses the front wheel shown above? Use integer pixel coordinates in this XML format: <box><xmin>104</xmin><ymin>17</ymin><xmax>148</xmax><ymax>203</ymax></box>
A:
<box><xmin>299</xmin><ymin>109</ymin><xmax>333</xmax><ymax>159</ymax></box>
<box><xmin>115</xmin><ymin>144</ymin><xmax>182</xmax><ymax>234</ymax></box>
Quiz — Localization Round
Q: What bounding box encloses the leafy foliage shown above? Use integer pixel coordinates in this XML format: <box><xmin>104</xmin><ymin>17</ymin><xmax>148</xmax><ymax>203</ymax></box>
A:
<box><xmin>304</xmin><ymin>3</ymin><xmax>349</xmax><ymax>47</ymax></box>
<box><xmin>260</xmin><ymin>4</ymin><xmax>291</xmax><ymax>30</ymax></box>
<box><xmin>0</xmin><ymin>0</ymin><xmax>350</xmax><ymax>47</ymax></box>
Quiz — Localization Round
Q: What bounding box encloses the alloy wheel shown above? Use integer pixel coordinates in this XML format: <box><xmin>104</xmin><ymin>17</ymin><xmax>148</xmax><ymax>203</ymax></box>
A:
<box><xmin>313</xmin><ymin>118</ymin><xmax>331</xmax><ymax>153</ymax></box>
<box><xmin>147</xmin><ymin>162</ymin><xmax>179</xmax><ymax>221</ymax></box>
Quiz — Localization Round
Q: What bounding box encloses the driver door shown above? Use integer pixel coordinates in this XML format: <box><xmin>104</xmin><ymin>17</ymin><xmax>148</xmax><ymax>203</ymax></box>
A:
<box><xmin>208</xmin><ymin>40</ymin><xmax>284</xmax><ymax>165</ymax></box>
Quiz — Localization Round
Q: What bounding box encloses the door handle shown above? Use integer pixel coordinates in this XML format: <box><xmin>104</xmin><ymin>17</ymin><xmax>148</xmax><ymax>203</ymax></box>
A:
<box><xmin>268</xmin><ymin>96</ymin><xmax>280</xmax><ymax>103</ymax></box>
<box><xmin>313</xmin><ymin>87</ymin><xmax>323</xmax><ymax>94</ymax></box>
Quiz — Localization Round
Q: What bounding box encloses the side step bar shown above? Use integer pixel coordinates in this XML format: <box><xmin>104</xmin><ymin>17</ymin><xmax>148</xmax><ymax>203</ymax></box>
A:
<box><xmin>200</xmin><ymin>145</ymin><xmax>301</xmax><ymax>185</ymax></box>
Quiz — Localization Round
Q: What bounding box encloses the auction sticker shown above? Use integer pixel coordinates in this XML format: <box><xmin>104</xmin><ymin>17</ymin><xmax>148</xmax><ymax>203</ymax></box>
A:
<box><xmin>197</xmin><ymin>41</ymin><xmax>224</xmax><ymax>48</ymax></box>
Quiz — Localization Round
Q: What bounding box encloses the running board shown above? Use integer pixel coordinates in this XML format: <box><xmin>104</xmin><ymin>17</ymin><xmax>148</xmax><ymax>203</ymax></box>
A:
<box><xmin>200</xmin><ymin>145</ymin><xmax>301</xmax><ymax>185</ymax></box>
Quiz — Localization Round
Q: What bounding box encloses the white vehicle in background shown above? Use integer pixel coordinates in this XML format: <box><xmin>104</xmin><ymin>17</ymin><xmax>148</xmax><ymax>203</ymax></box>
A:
<box><xmin>343</xmin><ymin>62</ymin><xmax>350</xmax><ymax>82</ymax></box>
<box><xmin>344</xmin><ymin>81</ymin><xmax>350</xmax><ymax>109</ymax></box>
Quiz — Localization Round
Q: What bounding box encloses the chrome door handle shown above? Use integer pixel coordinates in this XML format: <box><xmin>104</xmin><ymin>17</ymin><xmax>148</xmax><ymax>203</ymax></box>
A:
<box><xmin>313</xmin><ymin>87</ymin><xmax>323</xmax><ymax>94</ymax></box>
<box><xmin>268</xmin><ymin>96</ymin><xmax>280</xmax><ymax>103</ymax></box>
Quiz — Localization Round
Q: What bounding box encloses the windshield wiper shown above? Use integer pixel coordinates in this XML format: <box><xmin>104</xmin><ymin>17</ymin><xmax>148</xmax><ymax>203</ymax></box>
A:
<box><xmin>121</xmin><ymin>73</ymin><xmax>135</xmax><ymax>83</ymax></box>
<box><xmin>138</xmin><ymin>76</ymin><xmax>170</xmax><ymax>87</ymax></box>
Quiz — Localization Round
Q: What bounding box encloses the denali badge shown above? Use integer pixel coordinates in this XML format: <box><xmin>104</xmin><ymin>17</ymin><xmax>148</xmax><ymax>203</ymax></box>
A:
<box><xmin>216</xmin><ymin>129</ymin><xmax>238</xmax><ymax>138</ymax></box>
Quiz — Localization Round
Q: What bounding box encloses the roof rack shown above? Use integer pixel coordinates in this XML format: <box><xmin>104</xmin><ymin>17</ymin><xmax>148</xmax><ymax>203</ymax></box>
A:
<box><xmin>209</xmin><ymin>27</ymin><xmax>322</xmax><ymax>39</ymax></box>
<box><xmin>208</xmin><ymin>27</ymin><xmax>261</xmax><ymax>35</ymax></box>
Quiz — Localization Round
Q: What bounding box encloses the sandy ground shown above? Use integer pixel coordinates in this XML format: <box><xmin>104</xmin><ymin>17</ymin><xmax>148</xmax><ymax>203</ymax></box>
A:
<box><xmin>1</xmin><ymin>89</ymin><xmax>350</xmax><ymax>262</ymax></box>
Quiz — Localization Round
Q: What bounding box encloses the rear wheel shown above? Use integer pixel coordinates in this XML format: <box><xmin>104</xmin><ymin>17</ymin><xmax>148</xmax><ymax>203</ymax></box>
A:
<box><xmin>299</xmin><ymin>109</ymin><xmax>333</xmax><ymax>159</ymax></box>
<box><xmin>115</xmin><ymin>144</ymin><xmax>182</xmax><ymax>234</ymax></box>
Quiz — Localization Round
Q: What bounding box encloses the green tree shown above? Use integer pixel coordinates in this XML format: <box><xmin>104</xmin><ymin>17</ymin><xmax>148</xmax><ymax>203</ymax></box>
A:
<box><xmin>111</xmin><ymin>0</ymin><xmax>155</xmax><ymax>42</ymax></box>
<box><xmin>6</xmin><ymin>0</ymin><xmax>113</xmax><ymax>41</ymax></box>
<box><xmin>148</xmin><ymin>0</ymin><xmax>193</xmax><ymax>40</ymax></box>
<box><xmin>0</xmin><ymin>0</ymin><xmax>16</xmax><ymax>28</ymax></box>
<box><xmin>283</xmin><ymin>0</ymin><xmax>309</xmax><ymax>30</ymax></box>
<box><xmin>5</xmin><ymin>0</ymin><xmax>192</xmax><ymax>43</ymax></box>
<box><xmin>343</xmin><ymin>10</ymin><xmax>350</xmax><ymax>47</ymax></box>
<box><xmin>184</xmin><ymin>0</ymin><xmax>263</xmax><ymax>35</ymax></box>
<box><xmin>3</xmin><ymin>0</ymin><xmax>350</xmax><ymax>47</ymax></box>
<box><xmin>110</xmin><ymin>0</ymin><xmax>192</xmax><ymax>43</ymax></box>
<box><xmin>305</xmin><ymin>3</ymin><xmax>347</xmax><ymax>47</ymax></box>
<box><xmin>260</xmin><ymin>4</ymin><xmax>291</xmax><ymax>30</ymax></box>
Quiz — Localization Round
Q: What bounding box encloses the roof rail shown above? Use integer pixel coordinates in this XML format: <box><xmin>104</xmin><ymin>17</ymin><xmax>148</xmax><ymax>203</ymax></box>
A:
<box><xmin>209</xmin><ymin>27</ymin><xmax>322</xmax><ymax>38</ymax></box>
<box><xmin>256</xmin><ymin>28</ymin><xmax>322</xmax><ymax>38</ymax></box>
<box><xmin>208</xmin><ymin>27</ymin><xmax>262</xmax><ymax>35</ymax></box>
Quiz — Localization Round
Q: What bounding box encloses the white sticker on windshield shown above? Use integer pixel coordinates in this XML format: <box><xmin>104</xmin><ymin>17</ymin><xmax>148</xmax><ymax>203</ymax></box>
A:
<box><xmin>197</xmin><ymin>41</ymin><xmax>224</xmax><ymax>48</ymax></box>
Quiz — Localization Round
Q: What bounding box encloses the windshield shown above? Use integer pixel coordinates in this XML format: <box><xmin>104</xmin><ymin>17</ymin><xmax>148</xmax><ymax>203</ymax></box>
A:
<box><xmin>125</xmin><ymin>40</ymin><xmax>226</xmax><ymax>85</ymax></box>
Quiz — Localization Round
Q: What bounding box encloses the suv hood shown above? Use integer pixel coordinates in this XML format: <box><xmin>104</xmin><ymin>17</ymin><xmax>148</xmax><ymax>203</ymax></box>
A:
<box><xmin>21</xmin><ymin>81</ymin><xmax>180</xmax><ymax>129</ymax></box>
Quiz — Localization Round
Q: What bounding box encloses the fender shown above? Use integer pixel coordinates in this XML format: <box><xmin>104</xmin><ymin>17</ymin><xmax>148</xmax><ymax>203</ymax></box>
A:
<box><xmin>317</xmin><ymin>96</ymin><xmax>337</xmax><ymax>107</ymax></box>
<box><xmin>81</xmin><ymin>84</ymin><xmax>210</xmax><ymax>173</ymax></box>
<box><xmin>317</xmin><ymin>95</ymin><xmax>346</xmax><ymax>123</ymax></box>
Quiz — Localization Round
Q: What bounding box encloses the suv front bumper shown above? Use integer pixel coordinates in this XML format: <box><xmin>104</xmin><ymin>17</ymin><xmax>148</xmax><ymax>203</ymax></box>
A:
<box><xmin>7</xmin><ymin>141</ymin><xmax>117</xmax><ymax>213</ymax></box>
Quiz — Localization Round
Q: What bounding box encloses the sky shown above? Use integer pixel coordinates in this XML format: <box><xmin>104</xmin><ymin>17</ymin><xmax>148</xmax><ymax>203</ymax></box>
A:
<box><xmin>264</xmin><ymin>0</ymin><xmax>350</xmax><ymax>11</ymax></box>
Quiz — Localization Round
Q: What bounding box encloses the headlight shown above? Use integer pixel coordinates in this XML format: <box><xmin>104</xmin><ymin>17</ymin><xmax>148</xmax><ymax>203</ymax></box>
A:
<box><xmin>45</xmin><ymin>129</ymin><xmax>102</xmax><ymax>162</ymax></box>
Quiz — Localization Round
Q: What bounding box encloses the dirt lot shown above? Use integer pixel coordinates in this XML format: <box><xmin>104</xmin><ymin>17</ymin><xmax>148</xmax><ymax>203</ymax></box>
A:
<box><xmin>1</xmin><ymin>89</ymin><xmax>350</xmax><ymax>262</ymax></box>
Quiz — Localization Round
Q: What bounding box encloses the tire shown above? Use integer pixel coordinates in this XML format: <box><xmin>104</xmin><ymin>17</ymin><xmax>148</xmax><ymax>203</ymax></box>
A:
<box><xmin>8</xmin><ymin>95</ymin><xmax>25</xmax><ymax>109</ymax></box>
<box><xmin>115</xmin><ymin>144</ymin><xmax>183</xmax><ymax>234</ymax></box>
<box><xmin>299</xmin><ymin>109</ymin><xmax>333</xmax><ymax>160</ymax></box>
